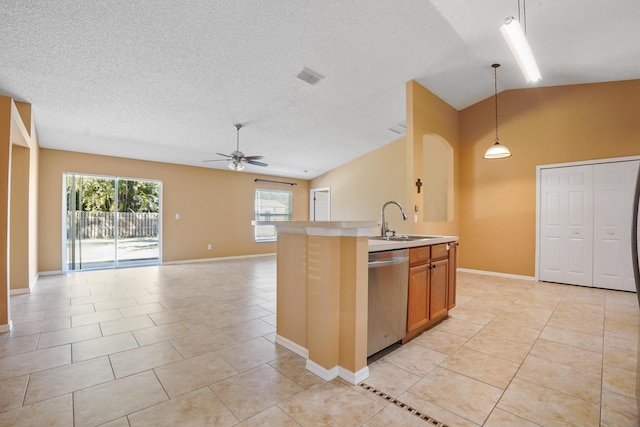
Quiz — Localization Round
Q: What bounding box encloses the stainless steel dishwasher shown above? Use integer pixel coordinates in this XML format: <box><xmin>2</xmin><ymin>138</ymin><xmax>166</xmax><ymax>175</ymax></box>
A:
<box><xmin>367</xmin><ymin>248</ymin><xmax>409</xmax><ymax>357</ymax></box>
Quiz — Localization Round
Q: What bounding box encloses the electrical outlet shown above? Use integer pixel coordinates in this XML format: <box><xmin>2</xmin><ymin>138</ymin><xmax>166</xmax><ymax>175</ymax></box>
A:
<box><xmin>207</xmin><ymin>244</ymin><xmax>212</xmax><ymax>250</ymax></box>
<box><xmin>175</xmin><ymin>213</ymin><xmax>180</xmax><ymax>220</ymax></box>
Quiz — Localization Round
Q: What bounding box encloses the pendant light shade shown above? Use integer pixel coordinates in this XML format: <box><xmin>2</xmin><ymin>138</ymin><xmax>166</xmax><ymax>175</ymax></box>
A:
<box><xmin>484</xmin><ymin>140</ymin><xmax>512</xmax><ymax>159</ymax></box>
<box><xmin>484</xmin><ymin>64</ymin><xmax>512</xmax><ymax>159</ymax></box>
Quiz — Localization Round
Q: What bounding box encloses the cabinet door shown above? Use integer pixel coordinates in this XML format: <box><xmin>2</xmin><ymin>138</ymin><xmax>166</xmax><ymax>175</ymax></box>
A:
<box><xmin>429</xmin><ymin>259</ymin><xmax>449</xmax><ymax>320</ymax></box>
<box><xmin>407</xmin><ymin>264</ymin><xmax>429</xmax><ymax>333</ymax></box>
<box><xmin>447</xmin><ymin>243</ymin><xmax>457</xmax><ymax>309</ymax></box>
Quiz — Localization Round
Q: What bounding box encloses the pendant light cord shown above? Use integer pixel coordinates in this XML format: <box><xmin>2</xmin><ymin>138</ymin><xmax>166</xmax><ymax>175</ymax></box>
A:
<box><xmin>493</xmin><ymin>64</ymin><xmax>499</xmax><ymax>142</ymax></box>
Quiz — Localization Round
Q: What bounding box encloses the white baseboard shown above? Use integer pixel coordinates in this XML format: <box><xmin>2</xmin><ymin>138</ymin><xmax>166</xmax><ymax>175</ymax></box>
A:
<box><xmin>339</xmin><ymin>366</ymin><xmax>370</xmax><ymax>385</ymax></box>
<box><xmin>457</xmin><ymin>268</ymin><xmax>536</xmax><ymax>281</ymax></box>
<box><xmin>0</xmin><ymin>321</ymin><xmax>13</xmax><ymax>333</ymax></box>
<box><xmin>38</xmin><ymin>270</ymin><xmax>63</xmax><ymax>276</ymax></box>
<box><xmin>305</xmin><ymin>359</ymin><xmax>339</xmax><ymax>382</ymax></box>
<box><xmin>10</xmin><ymin>288</ymin><xmax>30</xmax><ymax>296</ymax></box>
<box><xmin>30</xmin><ymin>273</ymin><xmax>40</xmax><ymax>290</ymax></box>
<box><xmin>276</xmin><ymin>335</ymin><xmax>368</xmax><ymax>385</ymax></box>
<box><xmin>163</xmin><ymin>253</ymin><xmax>275</xmax><ymax>265</ymax></box>
<box><xmin>275</xmin><ymin>335</ymin><xmax>308</xmax><ymax>359</ymax></box>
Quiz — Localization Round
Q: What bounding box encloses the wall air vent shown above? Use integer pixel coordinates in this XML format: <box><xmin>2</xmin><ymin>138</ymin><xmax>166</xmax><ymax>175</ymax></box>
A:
<box><xmin>388</xmin><ymin>121</ymin><xmax>407</xmax><ymax>135</ymax></box>
<box><xmin>296</xmin><ymin>67</ymin><xmax>324</xmax><ymax>85</ymax></box>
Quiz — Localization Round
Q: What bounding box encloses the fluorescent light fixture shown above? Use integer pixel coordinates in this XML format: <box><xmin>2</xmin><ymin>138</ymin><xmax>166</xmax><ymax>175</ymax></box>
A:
<box><xmin>500</xmin><ymin>17</ymin><xmax>541</xmax><ymax>82</ymax></box>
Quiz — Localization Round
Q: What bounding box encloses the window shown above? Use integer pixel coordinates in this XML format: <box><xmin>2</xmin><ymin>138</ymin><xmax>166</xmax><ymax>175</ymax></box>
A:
<box><xmin>255</xmin><ymin>189</ymin><xmax>292</xmax><ymax>242</ymax></box>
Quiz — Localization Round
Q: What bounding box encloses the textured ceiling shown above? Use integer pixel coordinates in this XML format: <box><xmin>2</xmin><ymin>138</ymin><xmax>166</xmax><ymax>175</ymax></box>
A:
<box><xmin>2</xmin><ymin>1</ymin><xmax>639</xmax><ymax>179</ymax></box>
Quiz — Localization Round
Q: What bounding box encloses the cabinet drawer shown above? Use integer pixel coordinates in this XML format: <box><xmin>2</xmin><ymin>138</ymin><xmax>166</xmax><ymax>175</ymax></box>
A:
<box><xmin>409</xmin><ymin>246</ymin><xmax>430</xmax><ymax>265</ymax></box>
<box><xmin>431</xmin><ymin>244</ymin><xmax>448</xmax><ymax>260</ymax></box>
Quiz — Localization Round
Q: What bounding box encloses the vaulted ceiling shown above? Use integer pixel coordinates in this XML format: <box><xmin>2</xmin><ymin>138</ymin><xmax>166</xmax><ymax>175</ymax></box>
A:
<box><xmin>2</xmin><ymin>1</ymin><xmax>639</xmax><ymax>178</ymax></box>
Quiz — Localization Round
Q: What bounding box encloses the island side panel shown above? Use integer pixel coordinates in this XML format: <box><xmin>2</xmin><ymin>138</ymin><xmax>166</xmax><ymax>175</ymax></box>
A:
<box><xmin>276</xmin><ymin>232</ymin><xmax>308</xmax><ymax>350</ymax></box>
<box><xmin>338</xmin><ymin>236</ymin><xmax>369</xmax><ymax>374</ymax></box>
<box><xmin>306</xmin><ymin>235</ymin><xmax>341</xmax><ymax>370</ymax></box>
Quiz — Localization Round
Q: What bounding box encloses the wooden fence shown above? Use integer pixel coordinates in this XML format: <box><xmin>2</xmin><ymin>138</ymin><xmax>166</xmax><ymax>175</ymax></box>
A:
<box><xmin>68</xmin><ymin>212</ymin><xmax>159</xmax><ymax>239</ymax></box>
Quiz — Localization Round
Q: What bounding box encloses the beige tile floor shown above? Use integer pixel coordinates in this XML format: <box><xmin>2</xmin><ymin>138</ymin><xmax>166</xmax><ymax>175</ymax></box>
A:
<box><xmin>0</xmin><ymin>255</ymin><xmax>639</xmax><ymax>426</ymax></box>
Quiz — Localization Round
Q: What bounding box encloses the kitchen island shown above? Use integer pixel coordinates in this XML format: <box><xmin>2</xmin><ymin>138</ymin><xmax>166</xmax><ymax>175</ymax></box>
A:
<box><xmin>263</xmin><ymin>220</ymin><xmax>457</xmax><ymax>384</ymax></box>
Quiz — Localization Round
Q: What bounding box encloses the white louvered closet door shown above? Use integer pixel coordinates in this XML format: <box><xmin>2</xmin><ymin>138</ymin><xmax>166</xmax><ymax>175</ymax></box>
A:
<box><xmin>593</xmin><ymin>160</ymin><xmax>640</xmax><ymax>291</ymax></box>
<box><xmin>539</xmin><ymin>165</ymin><xmax>594</xmax><ymax>286</ymax></box>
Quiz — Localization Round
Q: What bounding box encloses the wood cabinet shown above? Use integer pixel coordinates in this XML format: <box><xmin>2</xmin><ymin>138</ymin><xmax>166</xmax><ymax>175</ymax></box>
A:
<box><xmin>429</xmin><ymin>258</ymin><xmax>448</xmax><ymax>320</ymax></box>
<box><xmin>447</xmin><ymin>242</ymin><xmax>457</xmax><ymax>309</ymax></box>
<box><xmin>404</xmin><ymin>242</ymin><xmax>456</xmax><ymax>343</ymax></box>
<box><xmin>407</xmin><ymin>263</ymin><xmax>429</xmax><ymax>333</ymax></box>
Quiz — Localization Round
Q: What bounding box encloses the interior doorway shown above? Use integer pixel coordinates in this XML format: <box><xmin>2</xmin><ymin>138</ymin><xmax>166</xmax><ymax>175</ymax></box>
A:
<box><xmin>64</xmin><ymin>173</ymin><xmax>161</xmax><ymax>271</ymax></box>
<box><xmin>310</xmin><ymin>187</ymin><xmax>331</xmax><ymax>221</ymax></box>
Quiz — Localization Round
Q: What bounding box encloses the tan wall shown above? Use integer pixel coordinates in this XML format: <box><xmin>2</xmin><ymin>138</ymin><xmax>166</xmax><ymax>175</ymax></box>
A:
<box><xmin>0</xmin><ymin>97</ymin><xmax>11</xmax><ymax>325</ymax></box>
<box><xmin>459</xmin><ymin>79</ymin><xmax>640</xmax><ymax>276</ymax></box>
<box><xmin>10</xmin><ymin>145</ymin><xmax>29</xmax><ymax>290</ymax></box>
<box><xmin>310</xmin><ymin>137</ymin><xmax>410</xmax><ymax>235</ymax></box>
<box><xmin>38</xmin><ymin>149</ymin><xmax>309</xmax><ymax>272</ymax></box>
<box><xmin>311</xmin><ymin>81</ymin><xmax>460</xmax><ymax>238</ymax></box>
<box><xmin>28</xmin><ymin>123</ymin><xmax>39</xmax><ymax>283</ymax></box>
<box><xmin>408</xmin><ymin>80</ymin><xmax>460</xmax><ymax>237</ymax></box>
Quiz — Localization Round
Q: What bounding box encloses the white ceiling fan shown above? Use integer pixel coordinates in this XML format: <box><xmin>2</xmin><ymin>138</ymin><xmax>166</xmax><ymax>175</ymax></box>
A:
<box><xmin>203</xmin><ymin>124</ymin><xmax>268</xmax><ymax>171</ymax></box>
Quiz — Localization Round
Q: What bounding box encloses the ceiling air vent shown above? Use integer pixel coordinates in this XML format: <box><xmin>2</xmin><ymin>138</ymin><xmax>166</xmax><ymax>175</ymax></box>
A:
<box><xmin>388</xmin><ymin>121</ymin><xmax>407</xmax><ymax>135</ymax></box>
<box><xmin>297</xmin><ymin>67</ymin><xmax>324</xmax><ymax>85</ymax></box>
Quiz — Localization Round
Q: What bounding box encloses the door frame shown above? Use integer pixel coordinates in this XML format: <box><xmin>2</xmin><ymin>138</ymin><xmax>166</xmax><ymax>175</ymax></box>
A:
<box><xmin>310</xmin><ymin>187</ymin><xmax>331</xmax><ymax>221</ymax></box>
<box><xmin>536</xmin><ymin>155</ymin><xmax>640</xmax><ymax>281</ymax></box>
<box><xmin>62</xmin><ymin>172</ymin><xmax>163</xmax><ymax>271</ymax></box>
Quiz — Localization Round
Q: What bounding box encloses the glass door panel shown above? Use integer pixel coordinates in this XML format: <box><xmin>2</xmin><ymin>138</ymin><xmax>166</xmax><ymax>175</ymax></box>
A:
<box><xmin>116</xmin><ymin>179</ymin><xmax>160</xmax><ymax>267</ymax></box>
<box><xmin>66</xmin><ymin>175</ymin><xmax>116</xmax><ymax>271</ymax></box>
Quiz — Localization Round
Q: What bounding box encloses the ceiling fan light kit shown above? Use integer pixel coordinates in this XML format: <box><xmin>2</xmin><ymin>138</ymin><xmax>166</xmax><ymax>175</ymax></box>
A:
<box><xmin>228</xmin><ymin>161</ymin><xmax>245</xmax><ymax>171</ymax></box>
<box><xmin>203</xmin><ymin>123</ymin><xmax>268</xmax><ymax>172</ymax></box>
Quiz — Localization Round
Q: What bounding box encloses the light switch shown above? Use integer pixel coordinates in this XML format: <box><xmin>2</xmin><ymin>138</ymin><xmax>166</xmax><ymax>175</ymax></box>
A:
<box><xmin>175</xmin><ymin>213</ymin><xmax>180</xmax><ymax>220</ymax></box>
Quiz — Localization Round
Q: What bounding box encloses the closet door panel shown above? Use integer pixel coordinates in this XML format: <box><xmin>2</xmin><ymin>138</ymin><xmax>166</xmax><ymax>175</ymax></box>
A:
<box><xmin>540</xmin><ymin>165</ymin><xmax>593</xmax><ymax>286</ymax></box>
<box><xmin>593</xmin><ymin>160</ymin><xmax>640</xmax><ymax>291</ymax></box>
<box><xmin>540</xmin><ymin>173</ymin><xmax>564</xmax><ymax>282</ymax></box>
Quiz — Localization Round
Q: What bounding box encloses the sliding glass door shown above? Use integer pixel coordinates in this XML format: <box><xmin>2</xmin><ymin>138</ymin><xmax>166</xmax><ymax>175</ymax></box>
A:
<box><xmin>64</xmin><ymin>173</ymin><xmax>161</xmax><ymax>271</ymax></box>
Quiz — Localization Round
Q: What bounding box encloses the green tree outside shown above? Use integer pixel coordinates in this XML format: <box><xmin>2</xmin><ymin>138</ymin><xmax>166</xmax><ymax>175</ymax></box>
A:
<box><xmin>67</xmin><ymin>177</ymin><xmax>159</xmax><ymax>213</ymax></box>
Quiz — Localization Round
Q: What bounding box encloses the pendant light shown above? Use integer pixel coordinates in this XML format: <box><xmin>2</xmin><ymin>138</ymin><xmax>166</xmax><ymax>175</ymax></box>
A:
<box><xmin>484</xmin><ymin>64</ymin><xmax>512</xmax><ymax>159</ymax></box>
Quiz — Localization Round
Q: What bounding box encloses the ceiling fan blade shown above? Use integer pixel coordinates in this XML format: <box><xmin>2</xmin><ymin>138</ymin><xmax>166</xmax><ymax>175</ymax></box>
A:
<box><xmin>243</xmin><ymin>155</ymin><xmax>264</xmax><ymax>161</ymax></box>
<box><xmin>216</xmin><ymin>152</ymin><xmax>232</xmax><ymax>158</ymax></box>
<box><xmin>202</xmin><ymin>159</ymin><xmax>229</xmax><ymax>163</ymax></box>
<box><xmin>247</xmin><ymin>160</ymin><xmax>268</xmax><ymax>167</ymax></box>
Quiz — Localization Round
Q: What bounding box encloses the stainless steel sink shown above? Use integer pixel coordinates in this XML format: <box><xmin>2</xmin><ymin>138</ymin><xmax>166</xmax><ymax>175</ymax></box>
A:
<box><xmin>369</xmin><ymin>235</ymin><xmax>442</xmax><ymax>242</ymax></box>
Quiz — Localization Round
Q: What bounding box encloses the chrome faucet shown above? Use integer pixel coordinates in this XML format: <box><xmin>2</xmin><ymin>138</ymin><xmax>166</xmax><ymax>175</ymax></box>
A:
<box><xmin>380</xmin><ymin>201</ymin><xmax>408</xmax><ymax>237</ymax></box>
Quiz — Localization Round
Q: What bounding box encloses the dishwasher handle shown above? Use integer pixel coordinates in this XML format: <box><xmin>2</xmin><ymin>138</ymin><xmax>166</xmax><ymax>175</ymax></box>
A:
<box><xmin>368</xmin><ymin>256</ymin><xmax>409</xmax><ymax>268</ymax></box>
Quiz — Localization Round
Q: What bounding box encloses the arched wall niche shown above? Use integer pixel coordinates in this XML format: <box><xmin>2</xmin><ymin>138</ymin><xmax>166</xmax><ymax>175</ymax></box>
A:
<box><xmin>422</xmin><ymin>134</ymin><xmax>453</xmax><ymax>222</ymax></box>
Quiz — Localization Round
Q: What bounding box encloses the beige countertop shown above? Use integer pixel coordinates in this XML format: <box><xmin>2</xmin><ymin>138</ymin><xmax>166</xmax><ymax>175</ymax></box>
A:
<box><xmin>252</xmin><ymin>221</ymin><xmax>457</xmax><ymax>251</ymax></box>
<box><xmin>368</xmin><ymin>235</ymin><xmax>458</xmax><ymax>252</ymax></box>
